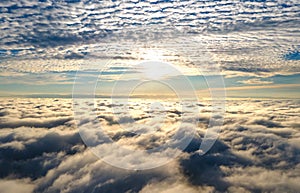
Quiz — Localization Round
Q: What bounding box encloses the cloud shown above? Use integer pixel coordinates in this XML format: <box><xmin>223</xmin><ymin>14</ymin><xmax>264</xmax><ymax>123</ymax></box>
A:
<box><xmin>238</xmin><ymin>78</ymin><xmax>273</xmax><ymax>85</ymax></box>
<box><xmin>211</xmin><ymin>83</ymin><xmax>300</xmax><ymax>91</ymax></box>
<box><xmin>139</xmin><ymin>181</ymin><xmax>214</xmax><ymax>193</ymax></box>
<box><xmin>223</xmin><ymin>166</ymin><xmax>300</xmax><ymax>192</ymax></box>
<box><xmin>0</xmin><ymin>0</ymin><xmax>299</xmax><ymax>80</ymax></box>
<box><xmin>0</xmin><ymin>0</ymin><xmax>299</xmax><ymax>191</ymax></box>
<box><xmin>0</xmin><ymin>117</ymin><xmax>73</xmax><ymax>129</ymax></box>
<box><xmin>0</xmin><ymin>179</ymin><xmax>34</xmax><ymax>193</ymax></box>
<box><xmin>0</xmin><ymin>98</ymin><xmax>299</xmax><ymax>192</ymax></box>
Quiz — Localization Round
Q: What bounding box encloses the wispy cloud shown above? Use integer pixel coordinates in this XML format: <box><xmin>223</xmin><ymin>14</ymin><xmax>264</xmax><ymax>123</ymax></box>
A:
<box><xmin>237</xmin><ymin>78</ymin><xmax>273</xmax><ymax>85</ymax></box>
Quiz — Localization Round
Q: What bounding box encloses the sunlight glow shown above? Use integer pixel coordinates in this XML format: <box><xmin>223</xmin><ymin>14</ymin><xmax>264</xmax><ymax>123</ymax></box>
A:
<box><xmin>138</xmin><ymin>48</ymin><xmax>166</xmax><ymax>61</ymax></box>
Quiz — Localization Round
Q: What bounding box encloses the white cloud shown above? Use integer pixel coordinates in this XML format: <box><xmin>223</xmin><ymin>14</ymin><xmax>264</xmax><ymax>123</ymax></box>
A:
<box><xmin>0</xmin><ymin>98</ymin><xmax>299</xmax><ymax>192</ymax></box>
<box><xmin>0</xmin><ymin>0</ymin><xmax>299</xmax><ymax>78</ymax></box>
<box><xmin>0</xmin><ymin>179</ymin><xmax>34</xmax><ymax>193</ymax></box>
<box><xmin>238</xmin><ymin>78</ymin><xmax>273</xmax><ymax>85</ymax></box>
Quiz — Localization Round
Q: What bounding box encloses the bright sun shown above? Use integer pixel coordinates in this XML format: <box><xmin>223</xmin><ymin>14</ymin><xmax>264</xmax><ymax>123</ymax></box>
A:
<box><xmin>132</xmin><ymin>48</ymin><xmax>179</xmax><ymax>80</ymax></box>
<box><xmin>137</xmin><ymin>48</ymin><xmax>166</xmax><ymax>61</ymax></box>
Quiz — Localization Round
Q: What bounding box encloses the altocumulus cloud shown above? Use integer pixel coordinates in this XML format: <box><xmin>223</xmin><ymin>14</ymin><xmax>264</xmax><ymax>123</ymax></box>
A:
<box><xmin>0</xmin><ymin>98</ymin><xmax>299</xmax><ymax>192</ymax></box>
<box><xmin>0</xmin><ymin>0</ymin><xmax>299</xmax><ymax>78</ymax></box>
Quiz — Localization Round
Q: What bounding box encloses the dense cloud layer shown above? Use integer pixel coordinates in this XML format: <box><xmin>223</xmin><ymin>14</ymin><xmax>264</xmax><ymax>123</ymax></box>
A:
<box><xmin>0</xmin><ymin>0</ymin><xmax>299</xmax><ymax>77</ymax></box>
<box><xmin>1</xmin><ymin>0</ymin><xmax>299</xmax><ymax>48</ymax></box>
<box><xmin>0</xmin><ymin>98</ymin><xmax>299</xmax><ymax>192</ymax></box>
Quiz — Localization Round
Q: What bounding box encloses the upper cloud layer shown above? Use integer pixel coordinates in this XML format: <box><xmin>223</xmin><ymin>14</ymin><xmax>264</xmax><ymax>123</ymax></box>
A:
<box><xmin>0</xmin><ymin>0</ymin><xmax>299</xmax><ymax>78</ymax></box>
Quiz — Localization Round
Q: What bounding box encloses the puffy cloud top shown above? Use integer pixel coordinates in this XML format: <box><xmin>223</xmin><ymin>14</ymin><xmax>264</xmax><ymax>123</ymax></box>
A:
<box><xmin>0</xmin><ymin>98</ymin><xmax>299</xmax><ymax>192</ymax></box>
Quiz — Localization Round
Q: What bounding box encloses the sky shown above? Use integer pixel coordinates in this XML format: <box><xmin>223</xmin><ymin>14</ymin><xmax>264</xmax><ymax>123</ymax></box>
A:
<box><xmin>0</xmin><ymin>1</ymin><xmax>300</xmax><ymax>193</ymax></box>
<box><xmin>0</xmin><ymin>0</ymin><xmax>299</xmax><ymax>98</ymax></box>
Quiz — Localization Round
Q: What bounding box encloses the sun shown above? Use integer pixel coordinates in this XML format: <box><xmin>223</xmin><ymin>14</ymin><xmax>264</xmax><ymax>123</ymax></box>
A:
<box><xmin>138</xmin><ymin>60</ymin><xmax>179</xmax><ymax>80</ymax></box>
<box><xmin>137</xmin><ymin>48</ymin><xmax>166</xmax><ymax>61</ymax></box>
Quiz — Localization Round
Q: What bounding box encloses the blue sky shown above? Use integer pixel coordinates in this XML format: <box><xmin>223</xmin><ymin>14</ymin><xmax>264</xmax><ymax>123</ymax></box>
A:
<box><xmin>0</xmin><ymin>69</ymin><xmax>299</xmax><ymax>98</ymax></box>
<box><xmin>0</xmin><ymin>0</ymin><xmax>299</xmax><ymax>98</ymax></box>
